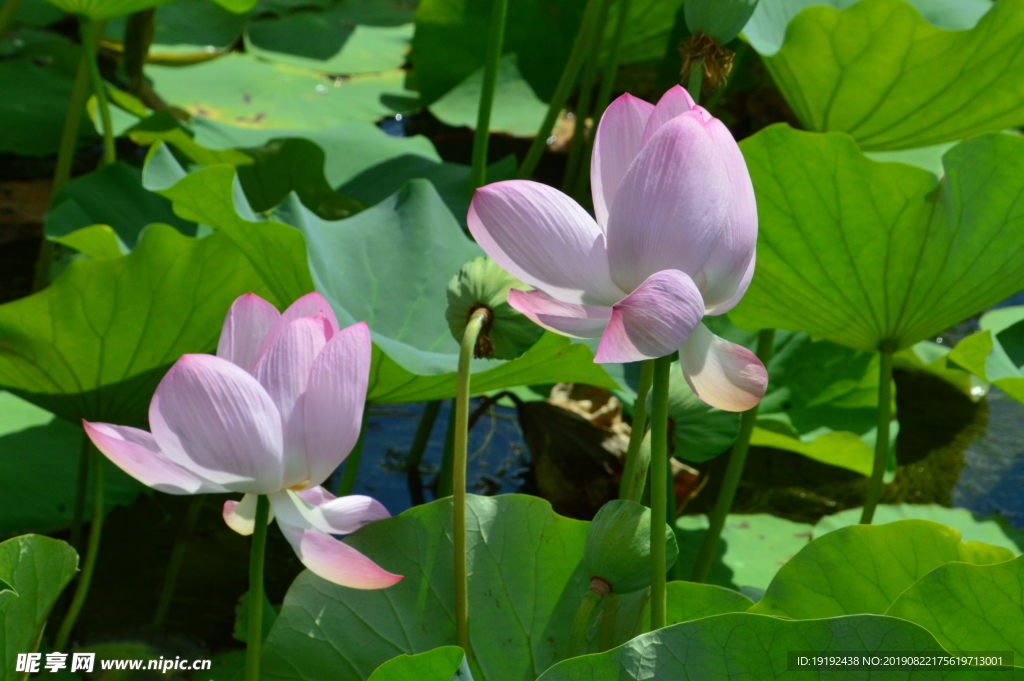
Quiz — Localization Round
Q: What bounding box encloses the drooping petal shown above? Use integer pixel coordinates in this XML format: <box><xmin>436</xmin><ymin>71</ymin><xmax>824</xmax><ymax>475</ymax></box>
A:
<box><xmin>590</xmin><ymin>93</ymin><xmax>655</xmax><ymax>229</ymax></box>
<box><xmin>507</xmin><ymin>288</ymin><xmax>612</xmax><ymax>339</ymax></box>
<box><xmin>252</xmin><ymin>317</ymin><xmax>329</xmax><ymax>488</ymax></box>
<box><xmin>279</xmin><ymin>488</ymin><xmax>391</xmax><ymax>535</ymax></box>
<box><xmin>639</xmin><ymin>85</ymin><xmax>696</xmax><ymax>147</ymax></box>
<box><xmin>223</xmin><ymin>493</ymin><xmax>275</xmax><ymax>536</ymax></box>
<box><xmin>468</xmin><ymin>180</ymin><xmax>625</xmax><ymax>306</ymax></box>
<box><xmin>594</xmin><ymin>269</ymin><xmax>704</xmax><ymax>363</ymax></box>
<box><xmin>149</xmin><ymin>354</ymin><xmax>285</xmax><ymax>493</ymax></box>
<box><xmin>680</xmin><ymin>323</ymin><xmax>767</xmax><ymax>412</ymax></box>
<box><xmin>302</xmin><ymin>322</ymin><xmax>371</xmax><ymax>488</ymax></box>
<box><xmin>271</xmin><ymin>492</ymin><xmax>402</xmax><ymax>589</ymax></box>
<box><xmin>256</xmin><ymin>292</ymin><xmax>339</xmax><ymax>364</ymax></box>
<box><xmin>704</xmin><ymin>252</ymin><xmax>755</xmax><ymax>316</ymax></box>
<box><xmin>216</xmin><ymin>293</ymin><xmax>281</xmax><ymax>373</ymax></box>
<box><xmin>83</xmin><ymin>421</ymin><xmax>227</xmax><ymax>495</ymax></box>
<box><xmin>605</xmin><ymin>110</ymin><xmax>734</xmax><ymax>294</ymax></box>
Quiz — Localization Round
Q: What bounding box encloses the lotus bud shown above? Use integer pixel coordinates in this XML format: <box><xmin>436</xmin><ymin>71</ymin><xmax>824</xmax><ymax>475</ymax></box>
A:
<box><xmin>684</xmin><ymin>0</ymin><xmax>758</xmax><ymax>44</ymax></box>
<box><xmin>446</xmin><ymin>256</ymin><xmax>544</xmax><ymax>360</ymax></box>
<box><xmin>583</xmin><ymin>499</ymin><xmax>679</xmax><ymax>594</ymax></box>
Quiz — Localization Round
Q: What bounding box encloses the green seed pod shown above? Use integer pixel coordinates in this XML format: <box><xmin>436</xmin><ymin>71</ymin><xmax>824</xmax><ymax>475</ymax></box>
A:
<box><xmin>446</xmin><ymin>256</ymin><xmax>544</xmax><ymax>360</ymax></box>
<box><xmin>583</xmin><ymin>499</ymin><xmax>679</xmax><ymax>594</ymax></box>
<box><xmin>684</xmin><ymin>0</ymin><xmax>758</xmax><ymax>44</ymax></box>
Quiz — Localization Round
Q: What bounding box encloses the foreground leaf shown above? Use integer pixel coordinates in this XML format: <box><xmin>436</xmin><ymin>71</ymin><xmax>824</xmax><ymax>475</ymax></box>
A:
<box><xmin>0</xmin><ymin>536</ymin><xmax>78</xmax><ymax>673</ymax></box>
<box><xmin>750</xmin><ymin>519</ymin><xmax>1015</xmax><ymax>619</ymax></box>
<box><xmin>886</xmin><ymin>555</ymin><xmax>1024</xmax><ymax>658</ymax></box>
<box><xmin>747</xmin><ymin>0</ymin><xmax>1024</xmax><ymax>150</ymax></box>
<box><xmin>730</xmin><ymin>127</ymin><xmax>1024</xmax><ymax>353</ymax></box>
<box><xmin>537</xmin><ymin>612</ymin><xmax>1010</xmax><ymax>680</ymax></box>
<box><xmin>949</xmin><ymin>306</ymin><xmax>1024</xmax><ymax>404</ymax></box>
<box><xmin>367</xmin><ymin>647</ymin><xmax>471</xmax><ymax>681</ymax></box>
<box><xmin>0</xmin><ymin>578</ymin><xmax>16</xmax><ymax>613</ymax></box>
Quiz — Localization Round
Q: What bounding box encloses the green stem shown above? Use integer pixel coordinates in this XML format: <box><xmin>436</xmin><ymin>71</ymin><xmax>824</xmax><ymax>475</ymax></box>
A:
<box><xmin>80</xmin><ymin>18</ymin><xmax>115</xmax><ymax>167</ymax></box>
<box><xmin>597</xmin><ymin>593</ymin><xmax>619</xmax><ymax>652</ymax></box>
<box><xmin>123</xmin><ymin>8</ymin><xmax>156</xmax><ymax>99</ymax></box>
<box><xmin>648</xmin><ymin>355</ymin><xmax>672</xmax><ymax>631</ymax></box>
<box><xmin>619</xmin><ymin>359</ymin><xmax>654</xmax><ymax>503</ymax></box>
<box><xmin>686</xmin><ymin>57</ymin><xmax>704</xmax><ymax>103</ymax></box>
<box><xmin>454</xmin><ymin>309</ymin><xmax>489</xmax><ymax>653</ymax></box>
<box><xmin>152</xmin><ymin>495</ymin><xmax>204</xmax><ymax>628</ymax></box>
<box><xmin>335</xmin><ymin>405</ymin><xmax>369</xmax><ymax>496</ymax></box>
<box><xmin>0</xmin><ymin>0</ymin><xmax>24</xmax><ymax>45</ymax></box>
<box><xmin>566</xmin><ymin>582</ymin><xmax>607</xmax><ymax>658</ymax></box>
<box><xmin>245</xmin><ymin>495</ymin><xmax>270</xmax><ymax>681</ymax></box>
<box><xmin>572</xmin><ymin>0</ymin><xmax>631</xmax><ymax>200</ymax></box>
<box><xmin>691</xmin><ymin>329</ymin><xmax>776</xmax><ymax>583</ymax></box>
<box><xmin>54</xmin><ymin>444</ymin><xmax>104</xmax><ymax>651</ymax></box>
<box><xmin>516</xmin><ymin>0</ymin><xmax>606</xmax><ymax>180</ymax></box>
<box><xmin>861</xmin><ymin>349</ymin><xmax>894</xmax><ymax>524</ymax></box>
<box><xmin>469</xmin><ymin>0</ymin><xmax>508</xmax><ymax>191</ymax></box>
<box><xmin>407</xmin><ymin>400</ymin><xmax>443</xmax><ymax>506</ymax></box>
<box><xmin>69</xmin><ymin>435</ymin><xmax>91</xmax><ymax>552</ymax></box>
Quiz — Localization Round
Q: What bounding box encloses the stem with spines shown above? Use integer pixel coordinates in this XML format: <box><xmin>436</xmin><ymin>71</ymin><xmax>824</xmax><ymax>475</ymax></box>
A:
<box><xmin>648</xmin><ymin>355</ymin><xmax>672</xmax><ymax>630</ymax></box>
<box><xmin>244</xmin><ymin>495</ymin><xmax>270</xmax><ymax>681</ymax></box>
<box><xmin>861</xmin><ymin>349</ymin><xmax>894</xmax><ymax>524</ymax></box>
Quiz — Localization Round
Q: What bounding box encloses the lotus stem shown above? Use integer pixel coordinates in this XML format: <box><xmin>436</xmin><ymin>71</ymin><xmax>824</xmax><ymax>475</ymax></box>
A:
<box><xmin>648</xmin><ymin>354</ymin><xmax>672</xmax><ymax>630</ymax></box>
<box><xmin>861</xmin><ymin>349</ymin><xmax>894</xmax><ymax>524</ymax></box>
<box><xmin>469</xmin><ymin>0</ymin><xmax>508</xmax><ymax>191</ymax></box>
<box><xmin>454</xmin><ymin>308</ymin><xmax>489</xmax><ymax>653</ymax></box>
<box><xmin>686</xmin><ymin>57</ymin><xmax>704</xmax><ymax>103</ymax></box>
<box><xmin>80</xmin><ymin>17</ymin><xmax>115</xmax><ymax>167</ymax></box>
<box><xmin>69</xmin><ymin>435</ymin><xmax>91</xmax><ymax>551</ymax></box>
<box><xmin>335</xmin><ymin>406</ymin><xmax>368</xmax><ymax>496</ymax></box>
<box><xmin>435</xmin><ymin>403</ymin><xmax>457</xmax><ymax>498</ymax></box>
<box><xmin>407</xmin><ymin>400</ymin><xmax>442</xmax><ymax>506</ymax></box>
<box><xmin>123</xmin><ymin>8</ymin><xmax>156</xmax><ymax>99</ymax></box>
<box><xmin>619</xmin><ymin>359</ymin><xmax>654</xmax><ymax>503</ymax></box>
<box><xmin>566</xmin><ymin>578</ymin><xmax>609</xmax><ymax>658</ymax></box>
<box><xmin>245</xmin><ymin>495</ymin><xmax>270</xmax><ymax>681</ymax></box>
<box><xmin>597</xmin><ymin>592</ymin><xmax>619</xmax><ymax>652</ymax></box>
<box><xmin>573</xmin><ymin>0</ymin><xmax>631</xmax><ymax>201</ymax></box>
<box><xmin>0</xmin><ymin>0</ymin><xmax>24</xmax><ymax>42</ymax></box>
<box><xmin>152</xmin><ymin>495</ymin><xmax>204</xmax><ymax>628</ymax></box>
<box><xmin>516</xmin><ymin>0</ymin><xmax>606</xmax><ymax>180</ymax></box>
<box><xmin>54</xmin><ymin>443</ymin><xmax>104</xmax><ymax>651</ymax></box>
<box><xmin>691</xmin><ymin>328</ymin><xmax>776</xmax><ymax>583</ymax></box>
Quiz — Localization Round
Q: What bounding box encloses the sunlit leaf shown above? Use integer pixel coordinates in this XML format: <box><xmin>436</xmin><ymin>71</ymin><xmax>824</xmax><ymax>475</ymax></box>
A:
<box><xmin>949</xmin><ymin>306</ymin><xmax>1024</xmax><ymax>404</ymax></box>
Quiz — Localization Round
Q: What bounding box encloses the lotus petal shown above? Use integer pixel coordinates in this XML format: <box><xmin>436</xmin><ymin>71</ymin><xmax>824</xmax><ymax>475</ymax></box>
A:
<box><xmin>680</xmin><ymin>323</ymin><xmax>767</xmax><ymax>412</ymax></box>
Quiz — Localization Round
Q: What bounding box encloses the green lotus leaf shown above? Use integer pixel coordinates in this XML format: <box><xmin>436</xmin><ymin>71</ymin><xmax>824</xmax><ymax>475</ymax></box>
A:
<box><xmin>886</xmin><ymin>555</ymin><xmax>1024</xmax><ymax>658</ymax></box>
<box><xmin>730</xmin><ymin>127</ymin><xmax>1024</xmax><ymax>353</ymax></box>
<box><xmin>0</xmin><ymin>224</ymin><xmax>276</xmax><ymax>425</ymax></box>
<box><xmin>746</xmin><ymin>0</ymin><xmax>1024</xmax><ymax>150</ymax></box>
<box><xmin>894</xmin><ymin>340</ymin><xmax>983</xmax><ymax>400</ymax></box>
<box><xmin>949</xmin><ymin>306</ymin><xmax>1024</xmax><ymax>404</ymax></box>
<box><xmin>750</xmin><ymin>519</ymin><xmax>1015</xmax><ymax>619</ymax></box>
<box><xmin>43</xmin><ymin>0</ymin><xmax>174</xmax><ymax>20</ymax></box>
<box><xmin>607</xmin><ymin>581</ymin><xmax>753</xmax><ymax>647</ymax></box>
<box><xmin>667</xmin><ymin>360</ymin><xmax>741</xmax><ymax>463</ymax></box>
<box><xmin>0</xmin><ymin>578</ymin><xmax>15</xmax><ymax>613</ymax></box>
<box><xmin>103</xmin><ymin>0</ymin><xmax>248</xmax><ymax>55</ymax></box>
<box><xmin>0</xmin><ymin>535</ymin><xmax>78</xmax><ymax>672</ymax></box>
<box><xmin>367</xmin><ymin>647</ymin><xmax>471</xmax><ymax>681</ymax></box>
<box><xmin>0</xmin><ymin>391</ymin><xmax>145</xmax><ymax>536</ymax></box>
<box><xmin>536</xmin><ymin>612</ymin><xmax>1011</xmax><ymax>680</ymax></box>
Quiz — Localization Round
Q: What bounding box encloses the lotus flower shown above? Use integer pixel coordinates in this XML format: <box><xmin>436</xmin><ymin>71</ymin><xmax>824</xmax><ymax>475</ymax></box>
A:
<box><xmin>84</xmin><ymin>292</ymin><xmax>402</xmax><ymax>589</ymax></box>
<box><xmin>468</xmin><ymin>86</ymin><xmax>767</xmax><ymax>411</ymax></box>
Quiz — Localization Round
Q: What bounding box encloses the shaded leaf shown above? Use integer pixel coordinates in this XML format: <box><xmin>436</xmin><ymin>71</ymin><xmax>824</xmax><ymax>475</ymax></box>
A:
<box><xmin>367</xmin><ymin>647</ymin><xmax>471</xmax><ymax>681</ymax></box>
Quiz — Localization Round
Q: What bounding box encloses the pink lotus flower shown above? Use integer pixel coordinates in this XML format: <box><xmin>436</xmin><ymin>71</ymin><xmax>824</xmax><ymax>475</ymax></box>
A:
<box><xmin>469</xmin><ymin>86</ymin><xmax>767</xmax><ymax>411</ymax></box>
<box><xmin>84</xmin><ymin>292</ymin><xmax>402</xmax><ymax>589</ymax></box>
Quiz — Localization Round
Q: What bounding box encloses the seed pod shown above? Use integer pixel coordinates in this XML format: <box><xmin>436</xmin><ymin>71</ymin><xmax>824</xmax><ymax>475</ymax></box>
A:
<box><xmin>684</xmin><ymin>0</ymin><xmax>758</xmax><ymax>44</ymax></box>
<box><xmin>446</xmin><ymin>256</ymin><xmax>544</xmax><ymax>359</ymax></box>
<box><xmin>583</xmin><ymin>499</ymin><xmax>679</xmax><ymax>594</ymax></box>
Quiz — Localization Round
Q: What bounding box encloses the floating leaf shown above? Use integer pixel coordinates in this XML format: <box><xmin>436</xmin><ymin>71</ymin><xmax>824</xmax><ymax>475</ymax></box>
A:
<box><xmin>729</xmin><ymin>127</ymin><xmax>1024</xmax><ymax>353</ymax></box>
<box><xmin>0</xmin><ymin>391</ymin><xmax>144</xmax><ymax>536</ymax></box>
<box><xmin>745</xmin><ymin>0</ymin><xmax>1024</xmax><ymax>150</ymax></box>
<box><xmin>537</xmin><ymin>612</ymin><xmax>1008</xmax><ymax>680</ymax></box>
<box><xmin>886</xmin><ymin>555</ymin><xmax>1024</xmax><ymax>658</ymax></box>
<box><xmin>0</xmin><ymin>535</ymin><xmax>78</xmax><ymax>672</ymax></box>
<box><xmin>949</xmin><ymin>306</ymin><xmax>1024</xmax><ymax>404</ymax></box>
<box><xmin>367</xmin><ymin>648</ymin><xmax>471</xmax><ymax>681</ymax></box>
<box><xmin>104</xmin><ymin>0</ymin><xmax>248</xmax><ymax>56</ymax></box>
<box><xmin>750</xmin><ymin>519</ymin><xmax>1015</xmax><ymax>619</ymax></box>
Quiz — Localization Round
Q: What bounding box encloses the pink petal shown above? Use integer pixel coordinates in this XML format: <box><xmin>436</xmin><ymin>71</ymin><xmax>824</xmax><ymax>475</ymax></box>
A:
<box><xmin>594</xmin><ymin>269</ymin><xmax>704</xmax><ymax>363</ymax></box>
<box><xmin>278</xmin><ymin>488</ymin><xmax>391</xmax><ymax>535</ymax></box>
<box><xmin>149</xmin><ymin>354</ymin><xmax>285</xmax><ymax>493</ymax></box>
<box><xmin>468</xmin><ymin>180</ymin><xmax>624</xmax><ymax>306</ymax></box>
<box><xmin>252</xmin><ymin>317</ymin><xmax>329</xmax><ymax>488</ymax></box>
<box><xmin>276</xmin><ymin>520</ymin><xmax>403</xmax><ymax>589</ymax></box>
<box><xmin>507</xmin><ymin>288</ymin><xmax>612</xmax><ymax>339</ymax></box>
<box><xmin>223</xmin><ymin>493</ymin><xmax>275</xmax><ymax>536</ymax></box>
<box><xmin>590</xmin><ymin>93</ymin><xmax>655</xmax><ymax>229</ymax></box>
<box><xmin>256</xmin><ymin>292</ymin><xmax>339</xmax><ymax>364</ymax></box>
<box><xmin>302</xmin><ymin>322</ymin><xmax>371</xmax><ymax>488</ymax></box>
<box><xmin>680</xmin><ymin>323</ymin><xmax>767</xmax><ymax>412</ymax></box>
<box><xmin>605</xmin><ymin>111</ymin><xmax>736</xmax><ymax>294</ymax></box>
<box><xmin>639</xmin><ymin>85</ymin><xmax>697</xmax><ymax>147</ymax></box>
<box><xmin>704</xmin><ymin>252</ymin><xmax>755</xmax><ymax>316</ymax></box>
<box><xmin>83</xmin><ymin>421</ymin><xmax>226</xmax><ymax>495</ymax></box>
<box><xmin>217</xmin><ymin>293</ymin><xmax>281</xmax><ymax>374</ymax></box>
